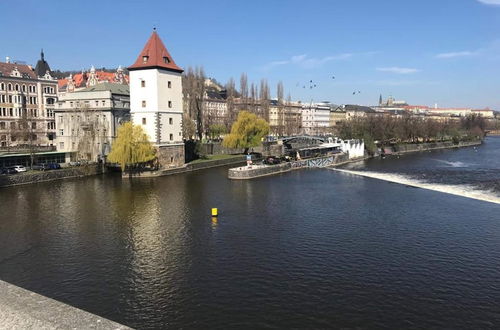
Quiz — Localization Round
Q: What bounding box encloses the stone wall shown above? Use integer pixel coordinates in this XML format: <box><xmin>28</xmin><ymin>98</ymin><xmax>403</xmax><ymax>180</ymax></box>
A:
<box><xmin>393</xmin><ymin>140</ymin><xmax>481</xmax><ymax>154</ymax></box>
<box><xmin>157</xmin><ymin>144</ymin><xmax>185</xmax><ymax>169</ymax></box>
<box><xmin>0</xmin><ymin>164</ymin><xmax>104</xmax><ymax>188</ymax></box>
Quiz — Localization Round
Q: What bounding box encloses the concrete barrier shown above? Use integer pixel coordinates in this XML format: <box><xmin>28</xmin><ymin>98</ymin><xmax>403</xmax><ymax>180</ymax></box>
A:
<box><xmin>0</xmin><ymin>280</ymin><xmax>131</xmax><ymax>329</ymax></box>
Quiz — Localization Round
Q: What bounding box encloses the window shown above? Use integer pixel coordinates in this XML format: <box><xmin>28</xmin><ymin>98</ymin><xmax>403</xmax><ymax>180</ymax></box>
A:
<box><xmin>0</xmin><ymin>83</ymin><xmax>3</xmax><ymax>90</ymax></box>
<box><xmin>142</xmin><ymin>56</ymin><xmax>149</xmax><ymax>63</ymax></box>
<box><xmin>15</xmin><ymin>84</ymin><xmax>19</xmax><ymax>91</ymax></box>
<box><xmin>59</xmin><ymin>142</ymin><xmax>64</xmax><ymax>149</ymax></box>
<box><xmin>32</xmin><ymin>122</ymin><xmax>36</xmax><ymax>129</ymax></box>
<box><xmin>22</xmin><ymin>85</ymin><xmax>26</xmax><ymax>92</ymax></box>
<box><xmin>0</xmin><ymin>122</ymin><xmax>5</xmax><ymax>129</ymax></box>
<box><xmin>8</xmin><ymin>84</ymin><xmax>12</xmax><ymax>91</ymax></box>
<box><xmin>141</xmin><ymin>80</ymin><xmax>145</xmax><ymax>87</ymax></box>
<box><xmin>168</xmin><ymin>81</ymin><xmax>171</xmax><ymax>88</ymax></box>
<box><xmin>59</xmin><ymin>129</ymin><xmax>64</xmax><ymax>136</ymax></box>
<box><xmin>102</xmin><ymin>100</ymin><xmax>105</xmax><ymax>106</ymax></box>
<box><xmin>169</xmin><ymin>133</ymin><xmax>173</xmax><ymax>141</ymax></box>
<box><xmin>170</xmin><ymin>156</ymin><xmax>174</xmax><ymax>163</ymax></box>
<box><xmin>142</xmin><ymin>100</ymin><xmax>146</xmax><ymax>107</ymax></box>
<box><xmin>169</xmin><ymin>118</ymin><xmax>173</xmax><ymax>125</ymax></box>
<box><xmin>163</xmin><ymin>56</ymin><xmax>170</xmax><ymax>64</ymax></box>
<box><xmin>142</xmin><ymin>118</ymin><xmax>146</xmax><ymax>125</ymax></box>
<box><xmin>95</xmin><ymin>101</ymin><xmax>99</xmax><ymax>106</ymax></box>
<box><xmin>58</xmin><ymin>116</ymin><xmax>63</xmax><ymax>124</ymax></box>
<box><xmin>168</xmin><ymin>101</ymin><xmax>172</xmax><ymax>108</ymax></box>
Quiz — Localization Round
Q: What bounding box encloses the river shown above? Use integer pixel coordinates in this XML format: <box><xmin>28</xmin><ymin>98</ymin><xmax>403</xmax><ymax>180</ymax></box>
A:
<box><xmin>0</xmin><ymin>137</ymin><xmax>499</xmax><ymax>329</ymax></box>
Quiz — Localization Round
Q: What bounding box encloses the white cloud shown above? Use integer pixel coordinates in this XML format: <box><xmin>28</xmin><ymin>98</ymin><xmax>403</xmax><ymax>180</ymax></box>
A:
<box><xmin>477</xmin><ymin>0</ymin><xmax>500</xmax><ymax>5</ymax></box>
<box><xmin>376</xmin><ymin>67</ymin><xmax>419</xmax><ymax>74</ymax></box>
<box><xmin>261</xmin><ymin>53</ymin><xmax>352</xmax><ymax>70</ymax></box>
<box><xmin>435</xmin><ymin>51</ymin><xmax>476</xmax><ymax>59</ymax></box>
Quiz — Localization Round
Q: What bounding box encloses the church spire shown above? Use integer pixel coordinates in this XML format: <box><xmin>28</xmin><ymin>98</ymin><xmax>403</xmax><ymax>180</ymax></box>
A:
<box><xmin>41</xmin><ymin>49</ymin><xmax>44</xmax><ymax>60</ymax></box>
<box><xmin>379</xmin><ymin>94</ymin><xmax>382</xmax><ymax>106</ymax></box>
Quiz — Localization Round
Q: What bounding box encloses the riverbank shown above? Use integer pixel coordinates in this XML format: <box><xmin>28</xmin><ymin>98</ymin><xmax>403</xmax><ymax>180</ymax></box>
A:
<box><xmin>0</xmin><ymin>164</ymin><xmax>105</xmax><ymax>188</ymax></box>
<box><xmin>124</xmin><ymin>154</ymin><xmax>247</xmax><ymax>178</ymax></box>
<box><xmin>388</xmin><ymin>140</ymin><xmax>481</xmax><ymax>155</ymax></box>
<box><xmin>0</xmin><ymin>280</ymin><xmax>130</xmax><ymax>329</ymax></box>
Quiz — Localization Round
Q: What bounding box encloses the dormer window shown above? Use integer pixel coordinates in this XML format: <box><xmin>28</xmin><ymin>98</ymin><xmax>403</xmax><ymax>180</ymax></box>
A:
<box><xmin>142</xmin><ymin>56</ymin><xmax>149</xmax><ymax>63</ymax></box>
<box><xmin>163</xmin><ymin>56</ymin><xmax>170</xmax><ymax>64</ymax></box>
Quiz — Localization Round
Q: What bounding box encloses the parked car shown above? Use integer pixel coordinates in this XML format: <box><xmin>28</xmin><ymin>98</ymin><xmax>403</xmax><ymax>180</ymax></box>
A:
<box><xmin>47</xmin><ymin>163</ymin><xmax>61</xmax><ymax>170</ymax></box>
<box><xmin>10</xmin><ymin>165</ymin><xmax>27</xmax><ymax>173</ymax></box>
<box><xmin>68</xmin><ymin>161</ymin><xmax>81</xmax><ymax>166</ymax></box>
<box><xmin>0</xmin><ymin>167</ymin><xmax>17</xmax><ymax>175</ymax></box>
<box><xmin>31</xmin><ymin>164</ymin><xmax>51</xmax><ymax>171</ymax></box>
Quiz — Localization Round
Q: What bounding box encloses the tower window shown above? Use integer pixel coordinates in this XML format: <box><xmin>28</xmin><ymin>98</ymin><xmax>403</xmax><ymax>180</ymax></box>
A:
<box><xmin>169</xmin><ymin>118</ymin><xmax>173</xmax><ymax>125</ymax></box>
<box><xmin>168</xmin><ymin>81</ymin><xmax>171</xmax><ymax>88</ymax></box>
<box><xmin>169</xmin><ymin>133</ymin><xmax>173</xmax><ymax>141</ymax></box>
<box><xmin>142</xmin><ymin>100</ymin><xmax>146</xmax><ymax>107</ymax></box>
<box><xmin>168</xmin><ymin>101</ymin><xmax>172</xmax><ymax>108</ymax></box>
<box><xmin>142</xmin><ymin>56</ymin><xmax>149</xmax><ymax>63</ymax></box>
<box><xmin>141</xmin><ymin>80</ymin><xmax>145</xmax><ymax>87</ymax></box>
<box><xmin>163</xmin><ymin>57</ymin><xmax>170</xmax><ymax>64</ymax></box>
<box><xmin>142</xmin><ymin>118</ymin><xmax>146</xmax><ymax>125</ymax></box>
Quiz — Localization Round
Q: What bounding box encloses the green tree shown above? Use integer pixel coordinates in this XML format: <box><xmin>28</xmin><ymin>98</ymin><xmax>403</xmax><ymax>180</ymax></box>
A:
<box><xmin>208</xmin><ymin>124</ymin><xmax>227</xmax><ymax>141</ymax></box>
<box><xmin>108</xmin><ymin>122</ymin><xmax>156</xmax><ymax>172</ymax></box>
<box><xmin>223</xmin><ymin>111</ymin><xmax>269</xmax><ymax>154</ymax></box>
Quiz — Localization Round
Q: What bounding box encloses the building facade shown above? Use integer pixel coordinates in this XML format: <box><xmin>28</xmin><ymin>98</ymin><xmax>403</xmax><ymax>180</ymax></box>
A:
<box><xmin>128</xmin><ymin>29</ymin><xmax>185</xmax><ymax>168</ymax></box>
<box><xmin>54</xmin><ymin>83</ymin><xmax>130</xmax><ymax>161</ymax></box>
<box><xmin>301</xmin><ymin>102</ymin><xmax>331</xmax><ymax>135</ymax></box>
<box><xmin>0</xmin><ymin>52</ymin><xmax>57</xmax><ymax>148</ymax></box>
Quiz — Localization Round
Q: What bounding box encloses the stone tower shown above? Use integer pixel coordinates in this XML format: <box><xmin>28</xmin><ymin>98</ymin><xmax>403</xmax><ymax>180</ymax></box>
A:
<box><xmin>128</xmin><ymin>29</ymin><xmax>185</xmax><ymax>169</ymax></box>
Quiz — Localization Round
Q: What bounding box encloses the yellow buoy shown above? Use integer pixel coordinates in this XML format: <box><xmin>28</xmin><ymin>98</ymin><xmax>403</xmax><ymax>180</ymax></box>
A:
<box><xmin>211</xmin><ymin>208</ymin><xmax>218</xmax><ymax>217</ymax></box>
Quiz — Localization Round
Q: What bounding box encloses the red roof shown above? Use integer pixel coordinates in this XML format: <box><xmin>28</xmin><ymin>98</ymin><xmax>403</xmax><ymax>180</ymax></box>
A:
<box><xmin>128</xmin><ymin>30</ymin><xmax>183</xmax><ymax>73</ymax></box>
<box><xmin>58</xmin><ymin>70</ymin><xmax>129</xmax><ymax>89</ymax></box>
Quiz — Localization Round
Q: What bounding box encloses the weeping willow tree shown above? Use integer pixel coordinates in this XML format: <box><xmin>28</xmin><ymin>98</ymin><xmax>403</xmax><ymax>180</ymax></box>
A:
<box><xmin>223</xmin><ymin>111</ymin><xmax>269</xmax><ymax>154</ymax></box>
<box><xmin>108</xmin><ymin>122</ymin><xmax>156</xmax><ymax>172</ymax></box>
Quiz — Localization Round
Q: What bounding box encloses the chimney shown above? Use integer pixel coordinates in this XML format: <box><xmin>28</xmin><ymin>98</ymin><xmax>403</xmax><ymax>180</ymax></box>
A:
<box><xmin>5</xmin><ymin>56</ymin><xmax>10</xmax><ymax>63</ymax></box>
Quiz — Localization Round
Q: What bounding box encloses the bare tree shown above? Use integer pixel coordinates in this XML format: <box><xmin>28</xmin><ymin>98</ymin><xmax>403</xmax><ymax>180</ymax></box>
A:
<box><xmin>14</xmin><ymin>109</ymin><xmax>39</xmax><ymax>167</ymax></box>
<box><xmin>225</xmin><ymin>77</ymin><xmax>237</xmax><ymax>131</ymax></box>
<box><xmin>182</xmin><ymin>66</ymin><xmax>206</xmax><ymax>140</ymax></box>
<box><xmin>77</xmin><ymin>104</ymin><xmax>107</xmax><ymax>161</ymax></box>
<box><xmin>239</xmin><ymin>73</ymin><xmax>248</xmax><ymax>110</ymax></box>
<box><xmin>259</xmin><ymin>79</ymin><xmax>270</xmax><ymax>121</ymax></box>
<box><xmin>276</xmin><ymin>81</ymin><xmax>285</xmax><ymax>136</ymax></box>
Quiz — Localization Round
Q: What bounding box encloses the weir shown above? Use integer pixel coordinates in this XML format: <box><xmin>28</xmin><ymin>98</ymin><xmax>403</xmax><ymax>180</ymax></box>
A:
<box><xmin>330</xmin><ymin>168</ymin><xmax>500</xmax><ymax>205</ymax></box>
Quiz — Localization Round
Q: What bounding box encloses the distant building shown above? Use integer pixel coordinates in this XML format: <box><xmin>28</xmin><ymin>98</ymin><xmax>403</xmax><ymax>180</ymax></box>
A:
<box><xmin>128</xmin><ymin>29</ymin><xmax>185</xmax><ymax>169</ymax></box>
<box><xmin>301</xmin><ymin>102</ymin><xmax>331</xmax><ymax>135</ymax></box>
<box><xmin>58</xmin><ymin>66</ymin><xmax>128</xmax><ymax>92</ymax></box>
<box><xmin>329</xmin><ymin>106</ymin><xmax>346</xmax><ymax>130</ymax></box>
<box><xmin>54</xmin><ymin>83</ymin><xmax>130</xmax><ymax>161</ymax></box>
<box><xmin>203</xmin><ymin>88</ymin><xmax>228</xmax><ymax>130</ymax></box>
<box><xmin>0</xmin><ymin>51</ymin><xmax>57</xmax><ymax>148</ymax></box>
<box><xmin>268</xmin><ymin>100</ymin><xmax>302</xmax><ymax>136</ymax></box>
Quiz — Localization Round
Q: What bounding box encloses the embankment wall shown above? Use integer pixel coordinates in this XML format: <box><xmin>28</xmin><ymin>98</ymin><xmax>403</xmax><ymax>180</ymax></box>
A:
<box><xmin>0</xmin><ymin>165</ymin><xmax>104</xmax><ymax>188</ymax></box>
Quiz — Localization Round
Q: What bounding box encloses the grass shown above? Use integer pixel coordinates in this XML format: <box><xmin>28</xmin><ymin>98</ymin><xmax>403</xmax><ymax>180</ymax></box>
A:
<box><xmin>188</xmin><ymin>154</ymin><xmax>243</xmax><ymax>165</ymax></box>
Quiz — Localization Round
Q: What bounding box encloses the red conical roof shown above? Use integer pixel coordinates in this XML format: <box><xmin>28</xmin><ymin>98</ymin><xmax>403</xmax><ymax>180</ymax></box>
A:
<box><xmin>128</xmin><ymin>30</ymin><xmax>183</xmax><ymax>73</ymax></box>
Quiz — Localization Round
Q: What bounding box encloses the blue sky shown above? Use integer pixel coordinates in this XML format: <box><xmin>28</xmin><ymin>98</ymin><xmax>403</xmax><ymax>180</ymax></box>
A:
<box><xmin>1</xmin><ymin>0</ymin><xmax>499</xmax><ymax>108</ymax></box>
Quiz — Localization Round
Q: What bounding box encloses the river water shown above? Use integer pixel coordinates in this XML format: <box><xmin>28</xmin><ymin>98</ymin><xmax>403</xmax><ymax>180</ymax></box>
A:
<box><xmin>0</xmin><ymin>138</ymin><xmax>499</xmax><ymax>329</ymax></box>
